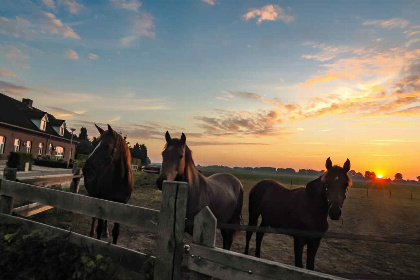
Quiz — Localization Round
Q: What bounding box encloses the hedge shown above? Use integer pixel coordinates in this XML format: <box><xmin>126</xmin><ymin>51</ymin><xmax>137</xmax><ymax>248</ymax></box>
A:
<box><xmin>34</xmin><ymin>158</ymin><xmax>73</xmax><ymax>169</ymax></box>
<box><xmin>7</xmin><ymin>152</ymin><xmax>33</xmax><ymax>171</ymax></box>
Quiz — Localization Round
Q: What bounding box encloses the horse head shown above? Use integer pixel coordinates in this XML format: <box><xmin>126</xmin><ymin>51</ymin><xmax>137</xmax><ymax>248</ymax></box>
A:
<box><xmin>83</xmin><ymin>124</ymin><xmax>123</xmax><ymax>185</ymax></box>
<box><xmin>306</xmin><ymin>157</ymin><xmax>351</xmax><ymax>220</ymax></box>
<box><xmin>156</xmin><ymin>131</ymin><xmax>187</xmax><ymax>190</ymax></box>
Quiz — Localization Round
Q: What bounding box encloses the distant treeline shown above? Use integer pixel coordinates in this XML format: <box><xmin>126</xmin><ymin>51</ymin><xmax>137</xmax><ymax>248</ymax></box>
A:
<box><xmin>197</xmin><ymin>165</ymin><xmax>325</xmax><ymax>176</ymax></box>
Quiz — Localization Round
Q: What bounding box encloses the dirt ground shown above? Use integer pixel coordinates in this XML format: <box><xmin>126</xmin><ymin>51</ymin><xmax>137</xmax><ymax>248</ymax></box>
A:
<box><xmin>26</xmin><ymin>172</ymin><xmax>420</xmax><ymax>279</ymax></box>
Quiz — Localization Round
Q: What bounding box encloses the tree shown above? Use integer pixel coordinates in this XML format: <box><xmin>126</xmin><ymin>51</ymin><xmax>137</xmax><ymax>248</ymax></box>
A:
<box><xmin>79</xmin><ymin>127</ymin><xmax>89</xmax><ymax>141</ymax></box>
<box><xmin>394</xmin><ymin>173</ymin><xmax>403</xmax><ymax>181</ymax></box>
<box><xmin>364</xmin><ymin>171</ymin><xmax>376</xmax><ymax>180</ymax></box>
<box><xmin>130</xmin><ymin>143</ymin><xmax>148</xmax><ymax>166</ymax></box>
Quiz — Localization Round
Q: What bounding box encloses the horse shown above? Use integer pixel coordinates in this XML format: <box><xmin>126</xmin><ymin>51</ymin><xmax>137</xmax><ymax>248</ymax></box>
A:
<box><xmin>82</xmin><ymin>124</ymin><xmax>134</xmax><ymax>245</ymax></box>
<box><xmin>156</xmin><ymin>131</ymin><xmax>243</xmax><ymax>250</ymax></box>
<box><xmin>244</xmin><ymin>157</ymin><xmax>351</xmax><ymax>270</ymax></box>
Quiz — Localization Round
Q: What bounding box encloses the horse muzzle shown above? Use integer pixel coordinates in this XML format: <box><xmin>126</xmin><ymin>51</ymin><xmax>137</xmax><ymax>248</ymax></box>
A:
<box><xmin>328</xmin><ymin>202</ymin><xmax>342</xmax><ymax>221</ymax></box>
<box><xmin>156</xmin><ymin>175</ymin><xmax>166</xmax><ymax>191</ymax></box>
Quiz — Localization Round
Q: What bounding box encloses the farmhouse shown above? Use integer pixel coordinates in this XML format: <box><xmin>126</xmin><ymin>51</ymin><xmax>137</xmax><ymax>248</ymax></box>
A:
<box><xmin>0</xmin><ymin>93</ymin><xmax>76</xmax><ymax>164</ymax></box>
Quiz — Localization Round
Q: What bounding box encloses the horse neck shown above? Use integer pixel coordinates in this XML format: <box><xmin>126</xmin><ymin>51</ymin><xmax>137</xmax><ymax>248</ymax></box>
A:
<box><xmin>310</xmin><ymin>177</ymin><xmax>329</xmax><ymax>216</ymax></box>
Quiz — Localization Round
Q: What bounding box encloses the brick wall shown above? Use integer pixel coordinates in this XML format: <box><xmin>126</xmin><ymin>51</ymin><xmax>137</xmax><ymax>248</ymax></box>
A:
<box><xmin>0</xmin><ymin>124</ymin><xmax>76</xmax><ymax>162</ymax></box>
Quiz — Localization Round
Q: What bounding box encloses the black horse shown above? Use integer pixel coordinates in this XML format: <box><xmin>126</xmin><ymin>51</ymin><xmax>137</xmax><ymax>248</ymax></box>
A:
<box><xmin>245</xmin><ymin>157</ymin><xmax>351</xmax><ymax>270</ymax></box>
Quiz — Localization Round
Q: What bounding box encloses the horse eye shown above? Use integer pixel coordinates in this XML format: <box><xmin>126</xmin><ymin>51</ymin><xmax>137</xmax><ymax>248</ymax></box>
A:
<box><xmin>179</xmin><ymin>155</ymin><xmax>183</xmax><ymax>159</ymax></box>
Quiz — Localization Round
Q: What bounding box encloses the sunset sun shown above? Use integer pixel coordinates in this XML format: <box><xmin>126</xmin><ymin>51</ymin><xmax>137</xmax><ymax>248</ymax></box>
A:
<box><xmin>377</xmin><ymin>174</ymin><xmax>383</xmax><ymax>179</ymax></box>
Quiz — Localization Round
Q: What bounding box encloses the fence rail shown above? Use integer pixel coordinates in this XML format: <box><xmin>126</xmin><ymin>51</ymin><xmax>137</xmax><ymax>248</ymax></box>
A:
<box><xmin>0</xmin><ymin>167</ymin><xmax>189</xmax><ymax>280</ymax></box>
<box><xmin>188</xmin><ymin>207</ymin><xmax>345</xmax><ymax>280</ymax></box>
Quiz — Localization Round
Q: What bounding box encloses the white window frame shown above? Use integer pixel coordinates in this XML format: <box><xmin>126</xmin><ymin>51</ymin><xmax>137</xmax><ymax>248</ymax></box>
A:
<box><xmin>26</xmin><ymin>141</ymin><xmax>32</xmax><ymax>154</ymax></box>
<box><xmin>47</xmin><ymin>144</ymin><xmax>52</xmax><ymax>155</ymax></box>
<box><xmin>55</xmin><ymin>146</ymin><xmax>64</xmax><ymax>159</ymax></box>
<box><xmin>0</xmin><ymin>136</ymin><xmax>5</xmax><ymax>154</ymax></box>
<box><xmin>40</xmin><ymin>116</ymin><xmax>47</xmax><ymax>131</ymax></box>
<box><xmin>38</xmin><ymin>143</ymin><xmax>44</xmax><ymax>156</ymax></box>
<box><xmin>14</xmin><ymin>139</ymin><xmax>21</xmax><ymax>152</ymax></box>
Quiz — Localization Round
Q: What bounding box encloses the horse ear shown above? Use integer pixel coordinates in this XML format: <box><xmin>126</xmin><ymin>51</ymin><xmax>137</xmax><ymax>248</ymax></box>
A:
<box><xmin>181</xmin><ymin>133</ymin><xmax>186</xmax><ymax>145</ymax></box>
<box><xmin>107</xmin><ymin>124</ymin><xmax>114</xmax><ymax>133</ymax></box>
<box><xmin>305</xmin><ymin>179</ymin><xmax>318</xmax><ymax>199</ymax></box>
<box><xmin>326</xmin><ymin>157</ymin><xmax>332</xmax><ymax>170</ymax></box>
<box><xmin>165</xmin><ymin>131</ymin><xmax>171</xmax><ymax>143</ymax></box>
<box><xmin>343</xmin><ymin>158</ymin><xmax>350</xmax><ymax>173</ymax></box>
<box><xmin>95</xmin><ymin>124</ymin><xmax>104</xmax><ymax>135</ymax></box>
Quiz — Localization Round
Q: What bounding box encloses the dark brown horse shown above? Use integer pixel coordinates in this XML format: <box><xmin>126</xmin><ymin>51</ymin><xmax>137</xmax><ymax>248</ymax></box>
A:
<box><xmin>156</xmin><ymin>132</ymin><xmax>243</xmax><ymax>250</ymax></box>
<box><xmin>83</xmin><ymin>124</ymin><xmax>134</xmax><ymax>244</ymax></box>
<box><xmin>245</xmin><ymin>157</ymin><xmax>351</xmax><ymax>270</ymax></box>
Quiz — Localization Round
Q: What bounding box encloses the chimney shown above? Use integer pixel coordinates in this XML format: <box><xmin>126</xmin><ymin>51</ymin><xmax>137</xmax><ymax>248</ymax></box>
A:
<box><xmin>22</xmin><ymin>98</ymin><xmax>33</xmax><ymax>108</ymax></box>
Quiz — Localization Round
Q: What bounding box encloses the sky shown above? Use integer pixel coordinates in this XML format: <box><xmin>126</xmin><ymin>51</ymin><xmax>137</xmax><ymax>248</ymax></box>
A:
<box><xmin>1</xmin><ymin>0</ymin><xmax>419</xmax><ymax>179</ymax></box>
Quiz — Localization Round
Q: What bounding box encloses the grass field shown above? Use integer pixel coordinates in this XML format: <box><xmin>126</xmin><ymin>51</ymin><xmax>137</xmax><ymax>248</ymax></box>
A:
<box><xmin>26</xmin><ymin>170</ymin><xmax>420</xmax><ymax>279</ymax></box>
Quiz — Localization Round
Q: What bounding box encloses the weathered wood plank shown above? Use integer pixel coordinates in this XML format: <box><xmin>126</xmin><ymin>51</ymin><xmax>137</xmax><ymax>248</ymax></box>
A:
<box><xmin>18</xmin><ymin>174</ymin><xmax>82</xmax><ymax>187</ymax></box>
<box><xmin>13</xmin><ymin>202</ymin><xmax>54</xmax><ymax>217</ymax></box>
<box><xmin>189</xmin><ymin>244</ymin><xmax>346</xmax><ymax>280</ymax></box>
<box><xmin>190</xmin><ymin>206</ymin><xmax>217</xmax><ymax>280</ymax></box>
<box><xmin>0</xmin><ymin>168</ymin><xmax>16</xmax><ymax>215</ymax></box>
<box><xmin>0</xmin><ymin>179</ymin><xmax>159</xmax><ymax>232</ymax></box>
<box><xmin>154</xmin><ymin>181</ymin><xmax>189</xmax><ymax>280</ymax></box>
<box><xmin>0</xmin><ymin>213</ymin><xmax>155</xmax><ymax>275</ymax></box>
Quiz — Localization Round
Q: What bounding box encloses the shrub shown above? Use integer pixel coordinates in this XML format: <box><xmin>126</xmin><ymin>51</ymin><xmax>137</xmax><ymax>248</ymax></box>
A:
<box><xmin>75</xmin><ymin>154</ymin><xmax>89</xmax><ymax>168</ymax></box>
<box><xmin>7</xmin><ymin>152</ymin><xmax>33</xmax><ymax>171</ymax></box>
<box><xmin>34</xmin><ymin>158</ymin><xmax>73</xmax><ymax>169</ymax></box>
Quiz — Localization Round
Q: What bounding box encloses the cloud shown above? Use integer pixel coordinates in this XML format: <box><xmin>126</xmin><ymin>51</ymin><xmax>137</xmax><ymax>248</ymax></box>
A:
<box><xmin>363</xmin><ymin>18</ymin><xmax>409</xmax><ymax>29</ymax></box>
<box><xmin>302</xmin><ymin>42</ymin><xmax>353</xmax><ymax>62</ymax></box>
<box><xmin>108</xmin><ymin>116</ymin><xmax>121</xmax><ymax>123</ymax></box>
<box><xmin>202</xmin><ymin>0</ymin><xmax>215</xmax><ymax>6</ymax></box>
<box><xmin>88</xmin><ymin>53</ymin><xmax>99</xmax><ymax>60</ymax></box>
<box><xmin>64</xmin><ymin>49</ymin><xmax>79</xmax><ymax>60</ymax></box>
<box><xmin>0</xmin><ymin>80</ymin><xmax>31</xmax><ymax>96</ymax></box>
<box><xmin>40</xmin><ymin>12</ymin><xmax>81</xmax><ymax>39</ymax></box>
<box><xmin>242</xmin><ymin>5</ymin><xmax>294</xmax><ymax>24</ymax></box>
<box><xmin>42</xmin><ymin>0</ymin><xmax>55</xmax><ymax>9</ymax></box>
<box><xmin>194</xmin><ymin>109</ymin><xmax>285</xmax><ymax>136</ymax></box>
<box><xmin>47</xmin><ymin>106</ymin><xmax>86</xmax><ymax>119</ymax></box>
<box><xmin>120</xmin><ymin>12</ymin><xmax>155</xmax><ymax>47</ymax></box>
<box><xmin>62</xmin><ymin>0</ymin><xmax>83</xmax><ymax>14</ymax></box>
<box><xmin>0</xmin><ymin>12</ymin><xmax>81</xmax><ymax>40</ymax></box>
<box><xmin>0</xmin><ymin>67</ymin><xmax>17</xmax><ymax>78</ymax></box>
<box><xmin>111</xmin><ymin>0</ymin><xmax>141</xmax><ymax>11</ymax></box>
<box><xmin>0</xmin><ymin>16</ymin><xmax>33</xmax><ymax>39</ymax></box>
<box><xmin>4</xmin><ymin>45</ymin><xmax>28</xmax><ymax>60</ymax></box>
<box><xmin>188</xmin><ymin>141</ymin><xmax>269</xmax><ymax>146</ymax></box>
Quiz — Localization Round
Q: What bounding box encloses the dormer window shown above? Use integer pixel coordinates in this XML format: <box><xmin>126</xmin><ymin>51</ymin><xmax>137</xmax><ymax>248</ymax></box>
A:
<box><xmin>40</xmin><ymin>116</ymin><xmax>47</xmax><ymax>131</ymax></box>
<box><xmin>60</xmin><ymin>125</ymin><xmax>64</xmax><ymax>136</ymax></box>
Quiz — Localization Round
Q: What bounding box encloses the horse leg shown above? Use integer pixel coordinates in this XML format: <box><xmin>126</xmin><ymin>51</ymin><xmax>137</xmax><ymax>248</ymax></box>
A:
<box><xmin>245</xmin><ymin>195</ymin><xmax>260</xmax><ymax>255</ymax></box>
<box><xmin>293</xmin><ymin>236</ymin><xmax>304</xmax><ymax>268</ymax></box>
<box><xmin>96</xmin><ymin>218</ymin><xmax>104</xmax><ymax>240</ymax></box>
<box><xmin>224</xmin><ymin>230</ymin><xmax>234</xmax><ymax>251</ymax></box>
<box><xmin>306</xmin><ymin>238</ymin><xmax>321</xmax><ymax>270</ymax></box>
<box><xmin>90</xmin><ymin>217</ymin><xmax>97</xmax><ymax>237</ymax></box>
<box><xmin>103</xmin><ymin>220</ymin><xmax>109</xmax><ymax>238</ymax></box>
<box><xmin>255</xmin><ymin>219</ymin><xmax>267</xmax><ymax>258</ymax></box>
<box><xmin>112</xmin><ymin>223</ymin><xmax>120</xmax><ymax>245</ymax></box>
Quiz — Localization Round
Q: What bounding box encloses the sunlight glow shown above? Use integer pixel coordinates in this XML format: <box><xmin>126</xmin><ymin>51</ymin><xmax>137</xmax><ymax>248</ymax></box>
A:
<box><xmin>377</xmin><ymin>174</ymin><xmax>383</xmax><ymax>179</ymax></box>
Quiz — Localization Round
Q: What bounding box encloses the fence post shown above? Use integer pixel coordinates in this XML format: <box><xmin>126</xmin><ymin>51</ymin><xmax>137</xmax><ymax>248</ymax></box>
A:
<box><xmin>0</xmin><ymin>167</ymin><xmax>17</xmax><ymax>215</ymax></box>
<box><xmin>70</xmin><ymin>166</ymin><xmax>82</xmax><ymax>194</ymax></box>
<box><xmin>190</xmin><ymin>206</ymin><xmax>216</xmax><ymax>280</ymax></box>
<box><xmin>154</xmin><ymin>181</ymin><xmax>188</xmax><ymax>280</ymax></box>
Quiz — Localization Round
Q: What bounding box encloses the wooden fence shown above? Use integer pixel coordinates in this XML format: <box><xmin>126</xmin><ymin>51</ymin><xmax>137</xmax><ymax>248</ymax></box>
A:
<box><xmin>0</xmin><ymin>167</ymin><xmax>188</xmax><ymax>280</ymax></box>
<box><xmin>188</xmin><ymin>206</ymin><xmax>345</xmax><ymax>280</ymax></box>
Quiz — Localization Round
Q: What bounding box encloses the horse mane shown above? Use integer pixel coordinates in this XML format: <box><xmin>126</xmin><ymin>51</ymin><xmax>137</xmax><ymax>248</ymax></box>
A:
<box><xmin>114</xmin><ymin>132</ymin><xmax>131</xmax><ymax>171</ymax></box>
<box><xmin>185</xmin><ymin>145</ymin><xmax>196</xmax><ymax>168</ymax></box>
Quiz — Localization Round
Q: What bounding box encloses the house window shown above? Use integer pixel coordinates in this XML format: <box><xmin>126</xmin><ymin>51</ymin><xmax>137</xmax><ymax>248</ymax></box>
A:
<box><xmin>60</xmin><ymin>126</ymin><xmax>64</xmax><ymax>136</ymax></box>
<box><xmin>0</xmin><ymin>136</ymin><xmax>5</xmax><ymax>154</ymax></box>
<box><xmin>38</xmin><ymin>143</ymin><xmax>44</xmax><ymax>156</ymax></box>
<box><xmin>26</xmin><ymin>141</ymin><xmax>32</xmax><ymax>154</ymax></box>
<box><xmin>14</xmin><ymin>139</ymin><xmax>21</xmax><ymax>152</ymax></box>
<box><xmin>55</xmin><ymin>146</ymin><xmax>64</xmax><ymax>159</ymax></box>
<box><xmin>47</xmin><ymin>144</ymin><xmax>52</xmax><ymax>155</ymax></box>
<box><xmin>40</xmin><ymin>117</ymin><xmax>47</xmax><ymax>131</ymax></box>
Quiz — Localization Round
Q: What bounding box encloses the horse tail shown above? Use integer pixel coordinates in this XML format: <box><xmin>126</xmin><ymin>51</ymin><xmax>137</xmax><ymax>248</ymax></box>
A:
<box><xmin>230</xmin><ymin>186</ymin><xmax>243</xmax><ymax>237</ymax></box>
